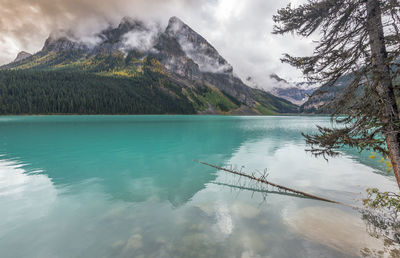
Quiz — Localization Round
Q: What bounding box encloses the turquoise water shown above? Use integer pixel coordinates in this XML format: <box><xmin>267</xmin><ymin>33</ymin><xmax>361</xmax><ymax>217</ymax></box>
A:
<box><xmin>0</xmin><ymin>116</ymin><xmax>397</xmax><ymax>257</ymax></box>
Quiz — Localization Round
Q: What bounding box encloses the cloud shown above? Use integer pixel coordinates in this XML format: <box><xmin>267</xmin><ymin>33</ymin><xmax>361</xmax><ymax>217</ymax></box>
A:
<box><xmin>182</xmin><ymin>45</ymin><xmax>233</xmax><ymax>74</ymax></box>
<box><xmin>0</xmin><ymin>0</ymin><xmax>198</xmax><ymax>63</ymax></box>
<box><xmin>0</xmin><ymin>0</ymin><xmax>313</xmax><ymax>87</ymax></box>
<box><xmin>180</xmin><ymin>0</ymin><xmax>314</xmax><ymax>89</ymax></box>
<box><xmin>121</xmin><ymin>21</ymin><xmax>161</xmax><ymax>53</ymax></box>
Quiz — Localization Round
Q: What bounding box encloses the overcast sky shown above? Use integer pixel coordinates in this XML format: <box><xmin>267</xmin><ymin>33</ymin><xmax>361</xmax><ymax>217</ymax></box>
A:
<box><xmin>0</xmin><ymin>0</ymin><xmax>313</xmax><ymax>87</ymax></box>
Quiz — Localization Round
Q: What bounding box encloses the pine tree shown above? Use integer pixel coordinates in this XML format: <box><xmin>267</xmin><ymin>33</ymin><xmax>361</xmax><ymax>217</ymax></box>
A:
<box><xmin>273</xmin><ymin>0</ymin><xmax>400</xmax><ymax>188</ymax></box>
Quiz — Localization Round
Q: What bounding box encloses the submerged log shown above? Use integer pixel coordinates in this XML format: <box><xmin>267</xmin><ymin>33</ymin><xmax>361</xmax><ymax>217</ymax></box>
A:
<box><xmin>197</xmin><ymin>160</ymin><xmax>346</xmax><ymax>206</ymax></box>
<box><xmin>212</xmin><ymin>181</ymin><xmax>311</xmax><ymax>200</ymax></box>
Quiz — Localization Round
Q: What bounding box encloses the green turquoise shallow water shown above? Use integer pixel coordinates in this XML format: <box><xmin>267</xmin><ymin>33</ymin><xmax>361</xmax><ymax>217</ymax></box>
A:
<box><xmin>0</xmin><ymin>116</ymin><xmax>397</xmax><ymax>257</ymax></box>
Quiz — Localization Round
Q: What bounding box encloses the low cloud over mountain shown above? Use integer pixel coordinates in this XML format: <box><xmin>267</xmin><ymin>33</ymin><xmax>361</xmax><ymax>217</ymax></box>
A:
<box><xmin>0</xmin><ymin>0</ymin><xmax>312</xmax><ymax>86</ymax></box>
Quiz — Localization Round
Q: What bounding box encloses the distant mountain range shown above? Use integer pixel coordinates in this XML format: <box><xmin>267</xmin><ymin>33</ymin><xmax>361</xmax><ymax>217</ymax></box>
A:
<box><xmin>0</xmin><ymin>17</ymin><xmax>298</xmax><ymax>115</ymax></box>
<box><xmin>299</xmin><ymin>74</ymin><xmax>354</xmax><ymax>113</ymax></box>
<box><xmin>268</xmin><ymin>74</ymin><xmax>318</xmax><ymax>106</ymax></box>
<box><xmin>299</xmin><ymin>73</ymin><xmax>399</xmax><ymax>113</ymax></box>
<box><xmin>246</xmin><ymin>74</ymin><xmax>319</xmax><ymax>106</ymax></box>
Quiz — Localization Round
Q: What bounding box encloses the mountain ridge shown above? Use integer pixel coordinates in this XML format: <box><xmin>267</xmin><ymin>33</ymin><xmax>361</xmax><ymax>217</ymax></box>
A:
<box><xmin>246</xmin><ymin>74</ymin><xmax>318</xmax><ymax>106</ymax></box>
<box><xmin>14</xmin><ymin>51</ymin><xmax>32</xmax><ymax>62</ymax></box>
<box><xmin>1</xmin><ymin>16</ymin><xmax>298</xmax><ymax>115</ymax></box>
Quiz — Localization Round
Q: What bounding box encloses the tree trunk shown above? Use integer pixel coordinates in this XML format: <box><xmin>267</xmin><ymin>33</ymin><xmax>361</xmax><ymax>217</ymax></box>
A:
<box><xmin>366</xmin><ymin>0</ymin><xmax>400</xmax><ymax>189</ymax></box>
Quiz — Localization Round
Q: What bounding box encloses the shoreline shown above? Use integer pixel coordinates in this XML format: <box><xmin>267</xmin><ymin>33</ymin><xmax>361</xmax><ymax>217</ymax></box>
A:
<box><xmin>0</xmin><ymin>113</ymin><xmax>326</xmax><ymax>117</ymax></box>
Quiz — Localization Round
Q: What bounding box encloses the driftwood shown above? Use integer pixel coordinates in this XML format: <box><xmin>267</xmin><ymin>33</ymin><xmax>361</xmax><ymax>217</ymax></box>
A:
<box><xmin>197</xmin><ymin>160</ymin><xmax>346</xmax><ymax>206</ymax></box>
<box><xmin>212</xmin><ymin>181</ymin><xmax>311</xmax><ymax>200</ymax></box>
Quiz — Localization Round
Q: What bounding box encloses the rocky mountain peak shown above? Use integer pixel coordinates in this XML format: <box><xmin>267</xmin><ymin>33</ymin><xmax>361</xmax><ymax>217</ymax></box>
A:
<box><xmin>165</xmin><ymin>16</ymin><xmax>186</xmax><ymax>35</ymax></box>
<box><xmin>42</xmin><ymin>36</ymin><xmax>89</xmax><ymax>52</ymax></box>
<box><xmin>39</xmin><ymin>16</ymin><xmax>233</xmax><ymax>76</ymax></box>
<box><xmin>120</xmin><ymin>17</ymin><xmax>145</xmax><ymax>29</ymax></box>
<box><xmin>14</xmin><ymin>51</ymin><xmax>32</xmax><ymax>62</ymax></box>
<box><xmin>165</xmin><ymin>16</ymin><xmax>233</xmax><ymax>74</ymax></box>
<box><xmin>99</xmin><ymin>17</ymin><xmax>148</xmax><ymax>43</ymax></box>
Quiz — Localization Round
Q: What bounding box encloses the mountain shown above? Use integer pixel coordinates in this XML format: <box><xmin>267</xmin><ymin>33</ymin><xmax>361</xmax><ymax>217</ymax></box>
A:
<box><xmin>269</xmin><ymin>74</ymin><xmax>318</xmax><ymax>105</ymax></box>
<box><xmin>272</xmin><ymin>86</ymin><xmax>314</xmax><ymax>106</ymax></box>
<box><xmin>300</xmin><ymin>75</ymin><xmax>352</xmax><ymax>113</ymax></box>
<box><xmin>246</xmin><ymin>74</ymin><xmax>317</xmax><ymax>105</ymax></box>
<box><xmin>300</xmin><ymin>66</ymin><xmax>400</xmax><ymax>113</ymax></box>
<box><xmin>0</xmin><ymin>17</ymin><xmax>298</xmax><ymax>115</ymax></box>
<box><xmin>13</xmin><ymin>51</ymin><xmax>32</xmax><ymax>62</ymax></box>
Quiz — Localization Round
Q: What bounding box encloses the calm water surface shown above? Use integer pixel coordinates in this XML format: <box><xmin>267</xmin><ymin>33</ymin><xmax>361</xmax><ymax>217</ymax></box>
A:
<box><xmin>0</xmin><ymin>116</ymin><xmax>397</xmax><ymax>257</ymax></box>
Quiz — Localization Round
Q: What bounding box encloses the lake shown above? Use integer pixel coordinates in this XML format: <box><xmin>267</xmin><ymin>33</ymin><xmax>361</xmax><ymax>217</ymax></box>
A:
<box><xmin>0</xmin><ymin>115</ymin><xmax>397</xmax><ymax>257</ymax></box>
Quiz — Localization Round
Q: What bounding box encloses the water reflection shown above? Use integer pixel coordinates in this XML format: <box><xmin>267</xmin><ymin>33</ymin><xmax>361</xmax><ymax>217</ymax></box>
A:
<box><xmin>0</xmin><ymin>116</ymin><xmax>332</xmax><ymax>206</ymax></box>
<box><xmin>0</xmin><ymin>116</ymin><xmax>255</xmax><ymax>205</ymax></box>
<box><xmin>213</xmin><ymin>181</ymin><xmax>312</xmax><ymax>201</ymax></box>
<box><xmin>0</xmin><ymin>116</ymin><xmax>399</xmax><ymax>257</ymax></box>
